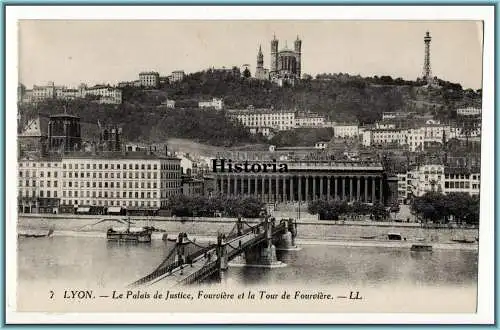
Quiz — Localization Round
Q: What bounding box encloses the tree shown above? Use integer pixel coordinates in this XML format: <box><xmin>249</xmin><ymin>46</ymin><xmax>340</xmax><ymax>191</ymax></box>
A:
<box><xmin>242</xmin><ymin>67</ymin><xmax>251</xmax><ymax>78</ymax></box>
<box><xmin>370</xmin><ymin>203</ymin><xmax>389</xmax><ymax>221</ymax></box>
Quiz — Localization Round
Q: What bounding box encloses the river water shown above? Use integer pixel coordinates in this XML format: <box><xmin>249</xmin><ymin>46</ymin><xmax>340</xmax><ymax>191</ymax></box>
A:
<box><xmin>17</xmin><ymin>236</ymin><xmax>478</xmax><ymax>313</ymax></box>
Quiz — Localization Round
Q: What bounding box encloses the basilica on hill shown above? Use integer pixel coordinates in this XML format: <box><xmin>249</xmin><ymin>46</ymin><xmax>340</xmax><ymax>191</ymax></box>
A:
<box><xmin>255</xmin><ymin>35</ymin><xmax>302</xmax><ymax>86</ymax></box>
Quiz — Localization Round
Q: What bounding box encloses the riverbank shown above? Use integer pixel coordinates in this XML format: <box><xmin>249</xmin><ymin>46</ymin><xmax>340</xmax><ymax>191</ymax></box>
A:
<box><xmin>18</xmin><ymin>214</ymin><xmax>478</xmax><ymax>251</ymax></box>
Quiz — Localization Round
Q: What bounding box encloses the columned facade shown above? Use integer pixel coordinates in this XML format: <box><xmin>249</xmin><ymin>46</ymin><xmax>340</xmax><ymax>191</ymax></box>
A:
<box><xmin>214</xmin><ymin>172</ymin><xmax>387</xmax><ymax>205</ymax></box>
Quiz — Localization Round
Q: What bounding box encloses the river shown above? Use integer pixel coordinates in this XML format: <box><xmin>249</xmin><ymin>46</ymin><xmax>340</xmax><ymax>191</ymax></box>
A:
<box><xmin>16</xmin><ymin>235</ymin><xmax>478</xmax><ymax>313</ymax></box>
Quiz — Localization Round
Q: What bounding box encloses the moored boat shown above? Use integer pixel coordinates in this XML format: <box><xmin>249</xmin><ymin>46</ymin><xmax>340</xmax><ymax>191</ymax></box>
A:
<box><xmin>106</xmin><ymin>218</ymin><xmax>152</xmax><ymax>243</ymax></box>
<box><xmin>451</xmin><ymin>238</ymin><xmax>476</xmax><ymax>244</ymax></box>
<box><xmin>18</xmin><ymin>228</ymin><xmax>54</xmax><ymax>238</ymax></box>
<box><xmin>411</xmin><ymin>244</ymin><xmax>433</xmax><ymax>252</ymax></box>
<box><xmin>387</xmin><ymin>232</ymin><xmax>402</xmax><ymax>241</ymax></box>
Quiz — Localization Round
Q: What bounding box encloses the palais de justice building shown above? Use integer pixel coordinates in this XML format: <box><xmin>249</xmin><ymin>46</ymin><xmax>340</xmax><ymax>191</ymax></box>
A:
<box><xmin>212</xmin><ymin>154</ymin><xmax>398</xmax><ymax>206</ymax></box>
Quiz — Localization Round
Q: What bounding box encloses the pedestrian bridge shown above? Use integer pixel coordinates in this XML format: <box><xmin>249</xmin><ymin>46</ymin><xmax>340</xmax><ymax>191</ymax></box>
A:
<box><xmin>129</xmin><ymin>216</ymin><xmax>298</xmax><ymax>288</ymax></box>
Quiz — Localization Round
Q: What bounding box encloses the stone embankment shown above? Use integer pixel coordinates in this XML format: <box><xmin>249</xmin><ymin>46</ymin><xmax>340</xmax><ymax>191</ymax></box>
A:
<box><xmin>17</xmin><ymin>214</ymin><xmax>478</xmax><ymax>250</ymax></box>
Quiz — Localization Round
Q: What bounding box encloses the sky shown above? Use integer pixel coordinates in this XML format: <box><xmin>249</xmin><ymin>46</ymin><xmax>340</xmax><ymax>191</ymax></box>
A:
<box><xmin>18</xmin><ymin>20</ymin><xmax>483</xmax><ymax>89</ymax></box>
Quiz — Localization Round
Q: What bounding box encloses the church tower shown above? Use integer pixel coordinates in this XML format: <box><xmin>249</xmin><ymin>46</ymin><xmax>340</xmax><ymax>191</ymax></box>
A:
<box><xmin>294</xmin><ymin>35</ymin><xmax>302</xmax><ymax>78</ymax></box>
<box><xmin>270</xmin><ymin>34</ymin><xmax>279</xmax><ymax>74</ymax></box>
<box><xmin>257</xmin><ymin>45</ymin><xmax>264</xmax><ymax>69</ymax></box>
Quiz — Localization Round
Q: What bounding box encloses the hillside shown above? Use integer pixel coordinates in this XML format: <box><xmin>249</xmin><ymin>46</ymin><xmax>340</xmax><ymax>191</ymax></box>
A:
<box><xmin>18</xmin><ymin>72</ymin><xmax>482</xmax><ymax>147</ymax></box>
<box><xmin>17</xmin><ymin>99</ymin><xmax>263</xmax><ymax>147</ymax></box>
<box><xmin>153</xmin><ymin>72</ymin><xmax>481</xmax><ymax>124</ymax></box>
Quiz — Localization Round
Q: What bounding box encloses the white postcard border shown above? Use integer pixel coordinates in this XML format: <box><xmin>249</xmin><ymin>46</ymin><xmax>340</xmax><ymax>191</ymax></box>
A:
<box><xmin>5</xmin><ymin>5</ymin><xmax>495</xmax><ymax>324</ymax></box>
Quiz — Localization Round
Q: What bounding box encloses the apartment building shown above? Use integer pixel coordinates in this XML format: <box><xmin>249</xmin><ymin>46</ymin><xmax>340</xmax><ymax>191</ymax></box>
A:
<box><xmin>170</xmin><ymin>70</ymin><xmax>185</xmax><ymax>83</ymax></box>
<box><xmin>199</xmin><ymin>98</ymin><xmax>224</xmax><ymax>110</ymax></box>
<box><xmin>139</xmin><ymin>71</ymin><xmax>160</xmax><ymax>88</ymax></box>
<box><xmin>19</xmin><ymin>83</ymin><xmax>123</xmax><ymax>105</ymax></box>
<box><xmin>295</xmin><ymin>113</ymin><xmax>325</xmax><ymax>128</ymax></box>
<box><xmin>406</xmin><ymin>164</ymin><xmax>480</xmax><ymax>197</ymax></box>
<box><xmin>18</xmin><ymin>152</ymin><xmax>182</xmax><ymax>213</ymax></box>
<box><xmin>83</xmin><ymin>85</ymin><xmax>122</xmax><ymax>104</ymax></box>
<box><xmin>228</xmin><ymin>109</ymin><xmax>295</xmax><ymax>131</ymax></box>
<box><xmin>333</xmin><ymin>124</ymin><xmax>359</xmax><ymax>138</ymax></box>
<box><xmin>444</xmin><ymin>167</ymin><xmax>481</xmax><ymax>196</ymax></box>
<box><xmin>371</xmin><ymin>128</ymin><xmax>406</xmax><ymax>146</ymax></box>
<box><xmin>408</xmin><ymin>164</ymin><xmax>445</xmax><ymax>197</ymax></box>
<box><xmin>456</xmin><ymin>107</ymin><xmax>481</xmax><ymax>116</ymax></box>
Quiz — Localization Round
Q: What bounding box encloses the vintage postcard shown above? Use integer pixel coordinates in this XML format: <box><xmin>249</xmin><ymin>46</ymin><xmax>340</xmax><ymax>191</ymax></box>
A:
<box><xmin>5</xmin><ymin>5</ymin><xmax>495</xmax><ymax>324</ymax></box>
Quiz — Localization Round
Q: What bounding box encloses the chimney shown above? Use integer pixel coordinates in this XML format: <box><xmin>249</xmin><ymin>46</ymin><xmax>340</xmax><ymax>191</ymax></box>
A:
<box><xmin>165</xmin><ymin>145</ymin><xmax>168</xmax><ymax>157</ymax></box>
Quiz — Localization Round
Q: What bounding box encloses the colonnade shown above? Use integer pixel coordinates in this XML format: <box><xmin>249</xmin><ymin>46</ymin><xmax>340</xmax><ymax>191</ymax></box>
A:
<box><xmin>214</xmin><ymin>174</ymin><xmax>385</xmax><ymax>204</ymax></box>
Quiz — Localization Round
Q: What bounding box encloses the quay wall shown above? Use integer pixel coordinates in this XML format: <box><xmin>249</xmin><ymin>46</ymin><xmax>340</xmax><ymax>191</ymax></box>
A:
<box><xmin>17</xmin><ymin>214</ymin><xmax>479</xmax><ymax>244</ymax></box>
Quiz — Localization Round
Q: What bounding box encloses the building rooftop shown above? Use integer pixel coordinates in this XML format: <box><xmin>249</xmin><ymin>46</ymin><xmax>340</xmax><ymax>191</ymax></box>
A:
<box><xmin>227</xmin><ymin>108</ymin><xmax>294</xmax><ymax>115</ymax></box>
<box><xmin>444</xmin><ymin>166</ymin><xmax>481</xmax><ymax>175</ymax></box>
<box><xmin>49</xmin><ymin>113</ymin><xmax>80</xmax><ymax>119</ymax></box>
<box><xmin>61</xmin><ymin>151</ymin><xmax>180</xmax><ymax>161</ymax></box>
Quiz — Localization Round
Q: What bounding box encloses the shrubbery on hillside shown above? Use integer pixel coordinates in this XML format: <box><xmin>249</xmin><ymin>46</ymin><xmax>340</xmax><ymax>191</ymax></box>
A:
<box><xmin>18</xmin><ymin>99</ymin><xmax>262</xmax><ymax>147</ymax></box>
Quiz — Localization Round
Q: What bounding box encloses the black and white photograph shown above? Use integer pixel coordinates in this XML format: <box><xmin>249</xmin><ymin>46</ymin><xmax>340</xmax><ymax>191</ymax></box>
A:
<box><xmin>6</xmin><ymin>5</ymin><xmax>495</xmax><ymax>324</ymax></box>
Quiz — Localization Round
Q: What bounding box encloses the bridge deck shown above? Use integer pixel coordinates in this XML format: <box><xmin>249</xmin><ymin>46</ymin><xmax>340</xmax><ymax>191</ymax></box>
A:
<box><xmin>142</xmin><ymin>228</ymin><xmax>269</xmax><ymax>289</ymax></box>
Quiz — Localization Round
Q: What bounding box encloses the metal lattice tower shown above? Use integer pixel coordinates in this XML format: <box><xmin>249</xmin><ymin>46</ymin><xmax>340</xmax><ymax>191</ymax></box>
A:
<box><xmin>422</xmin><ymin>31</ymin><xmax>432</xmax><ymax>83</ymax></box>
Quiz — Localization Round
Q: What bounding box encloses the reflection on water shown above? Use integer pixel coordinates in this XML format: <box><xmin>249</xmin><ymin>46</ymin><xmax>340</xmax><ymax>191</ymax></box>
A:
<box><xmin>17</xmin><ymin>236</ymin><xmax>477</xmax><ymax>289</ymax></box>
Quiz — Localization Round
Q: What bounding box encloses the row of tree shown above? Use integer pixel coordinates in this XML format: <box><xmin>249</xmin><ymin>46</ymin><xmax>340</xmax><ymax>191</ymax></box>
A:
<box><xmin>410</xmin><ymin>192</ymin><xmax>479</xmax><ymax>225</ymax></box>
<box><xmin>166</xmin><ymin>195</ymin><xmax>265</xmax><ymax>218</ymax></box>
<box><xmin>307</xmin><ymin>200</ymin><xmax>390</xmax><ymax>221</ymax></box>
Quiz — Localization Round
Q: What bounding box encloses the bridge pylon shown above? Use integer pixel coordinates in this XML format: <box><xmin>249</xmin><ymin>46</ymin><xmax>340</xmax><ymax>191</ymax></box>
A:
<box><xmin>237</xmin><ymin>216</ymin><xmax>243</xmax><ymax>236</ymax></box>
<box><xmin>276</xmin><ymin>218</ymin><xmax>298</xmax><ymax>250</ymax></box>
<box><xmin>175</xmin><ymin>232</ymin><xmax>187</xmax><ymax>264</ymax></box>
<box><xmin>216</xmin><ymin>233</ymin><xmax>229</xmax><ymax>271</ymax></box>
<box><xmin>259</xmin><ymin>216</ymin><xmax>278</xmax><ymax>265</ymax></box>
